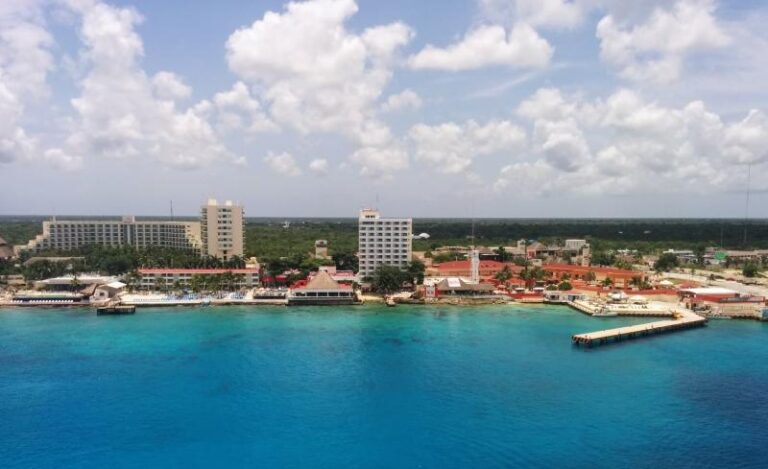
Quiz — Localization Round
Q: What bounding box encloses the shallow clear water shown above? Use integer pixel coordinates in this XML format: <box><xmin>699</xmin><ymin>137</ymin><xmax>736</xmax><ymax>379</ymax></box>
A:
<box><xmin>1</xmin><ymin>305</ymin><xmax>767</xmax><ymax>468</ymax></box>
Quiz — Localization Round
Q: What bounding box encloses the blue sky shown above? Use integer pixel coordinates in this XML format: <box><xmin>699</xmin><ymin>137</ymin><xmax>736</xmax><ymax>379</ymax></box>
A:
<box><xmin>1</xmin><ymin>0</ymin><xmax>767</xmax><ymax>217</ymax></box>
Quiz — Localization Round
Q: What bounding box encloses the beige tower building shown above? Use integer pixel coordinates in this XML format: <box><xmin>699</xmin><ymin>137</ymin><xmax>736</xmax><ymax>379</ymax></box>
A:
<box><xmin>200</xmin><ymin>199</ymin><xmax>245</xmax><ymax>260</ymax></box>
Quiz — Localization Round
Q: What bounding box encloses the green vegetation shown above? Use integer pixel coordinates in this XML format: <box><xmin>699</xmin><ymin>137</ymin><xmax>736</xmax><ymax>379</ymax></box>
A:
<box><xmin>0</xmin><ymin>218</ymin><xmax>42</xmax><ymax>245</ymax></box>
<box><xmin>368</xmin><ymin>261</ymin><xmax>424</xmax><ymax>293</ymax></box>
<box><xmin>654</xmin><ymin>253</ymin><xmax>680</xmax><ymax>272</ymax></box>
<box><xmin>369</xmin><ymin>265</ymin><xmax>409</xmax><ymax>293</ymax></box>
<box><xmin>244</xmin><ymin>220</ymin><xmax>357</xmax><ymax>259</ymax></box>
<box><xmin>431</xmin><ymin>252</ymin><xmax>466</xmax><ymax>263</ymax></box>
<box><xmin>519</xmin><ymin>266</ymin><xmax>549</xmax><ymax>287</ymax></box>
<box><xmin>6</xmin><ymin>245</ymin><xmax>246</xmax><ymax>279</ymax></box>
<box><xmin>412</xmin><ymin>218</ymin><xmax>768</xmax><ymax>252</ymax></box>
<box><xmin>742</xmin><ymin>262</ymin><xmax>759</xmax><ymax>278</ymax></box>
<box><xmin>494</xmin><ymin>265</ymin><xmax>514</xmax><ymax>282</ymax></box>
<box><xmin>188</xmin><ymin>272</ymin><xmax>246</xmax><ymax>293</ymax></box>
<box><xmin>3</xmin><ymin>217</ymin><xmax>768</xmax><ymax>277</ymax></box>
<box><xmin>590</xmin><ymin>251</ymin><xmax>616</xmax><ymax>266</ymax></box>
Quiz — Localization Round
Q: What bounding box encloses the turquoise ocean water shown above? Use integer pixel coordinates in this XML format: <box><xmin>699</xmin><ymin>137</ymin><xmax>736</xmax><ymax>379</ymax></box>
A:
<box><xmin>1</xmin><ymin>305</ymin><xmax>767</xmax><ymax>468</ymax></box>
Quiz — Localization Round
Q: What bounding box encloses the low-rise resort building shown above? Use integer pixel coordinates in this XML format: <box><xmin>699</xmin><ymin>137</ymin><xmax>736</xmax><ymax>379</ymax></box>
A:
<box><xmin>433</xmin><ymin>277</ymin><xmax>497</xmax><ymax>298</ymax></box>
<box><xmin>287</xmin><ymin>271</ymin><xmax>356</xmax><ymax>305</ymax></box>
<box><xmin>16</xmin><ymin>216</ymin><xmax>202</xmax><ymax>254</ymax></box>
<box><xmin>14</xmin><ymin>198</ymin><xmax>244</xmax><ymax>260</ymax></box>
<box><xmin>136</xmin><ymin>268</ymin><xmax>260</xmax><ymax>290</ymax></box>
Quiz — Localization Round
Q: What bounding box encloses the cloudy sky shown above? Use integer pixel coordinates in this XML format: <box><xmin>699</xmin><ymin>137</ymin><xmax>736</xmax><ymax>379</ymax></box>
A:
<box><xmin>1</xmin><ymin>0</ymin><xmax>767</xmax><ymax>217</ymax></box>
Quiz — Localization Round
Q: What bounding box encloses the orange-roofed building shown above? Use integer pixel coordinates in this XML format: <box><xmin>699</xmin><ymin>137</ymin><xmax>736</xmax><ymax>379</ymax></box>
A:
<box><xmin>543</xmin><ymin>264</ymin><xmax>644</xmax><ymax>287</ymax></box>
<box><xmin>431</xmin><ymin>260</ymin><xmax>522</xmax><ymax>279</ymax></box>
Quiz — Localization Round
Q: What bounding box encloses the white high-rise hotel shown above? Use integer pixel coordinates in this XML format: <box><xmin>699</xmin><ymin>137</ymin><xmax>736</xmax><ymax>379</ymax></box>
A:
<box><xmin>357</xmin><ymin>209</ymin><xmax>412</xmax><ymax>279</ymax></box>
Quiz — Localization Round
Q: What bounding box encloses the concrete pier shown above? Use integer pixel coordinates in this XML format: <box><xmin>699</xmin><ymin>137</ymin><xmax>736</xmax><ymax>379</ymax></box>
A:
<box><xmin>572</xmin><ymin>310</ymin><xmax>707</xmax><ymax>347</ymax></box>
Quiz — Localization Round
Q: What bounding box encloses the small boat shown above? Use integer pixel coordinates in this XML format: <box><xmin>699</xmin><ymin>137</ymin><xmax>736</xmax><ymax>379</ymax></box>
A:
<box><xmin>385</xmin><ymin>296</ymin><xmax>397</xmax><ymax>307</ymax></box>
<box><xmin>592</xmin><ymin>308</ymin><xmax>618</xmax><ymax>317</ymax></box>
<box><xmin>96</xmin><ymin>305</ymin><xmax>136</xmax><ymax>315</ymax></box>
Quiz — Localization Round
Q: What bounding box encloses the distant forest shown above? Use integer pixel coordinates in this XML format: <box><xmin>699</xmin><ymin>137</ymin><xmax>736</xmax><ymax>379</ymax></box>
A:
<box><xmin>1</xmin><ymin>217</ymin><xmax>767</xmax><ymax>259</ymax></box>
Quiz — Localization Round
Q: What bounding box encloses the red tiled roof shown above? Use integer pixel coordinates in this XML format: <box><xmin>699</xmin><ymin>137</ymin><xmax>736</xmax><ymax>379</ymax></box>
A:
<box><xmin>543</xmin><ymin>264</ymin><xmax>638</xmax><ymax>276</ymax></box>
<box><xmin>436</xmin><ymin>260</ymin><xmax>504</xmax><ymax>269</ymax></box>
<box><xmin>437</xmin><ymin>260</ymin><xmax>523</xmax><ymax>270</ymax></box>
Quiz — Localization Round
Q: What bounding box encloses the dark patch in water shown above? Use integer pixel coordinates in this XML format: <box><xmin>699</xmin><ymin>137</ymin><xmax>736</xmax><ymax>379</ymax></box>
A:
<box><xmin>383</xmin><ymin>337</ymin><xmax>404</xmax><ymax>346</ymax></box>
<box><xmin>432</xmin><ymin>311</ymin><xmax>449</xmax><ymax>320</ymax></box>
<box><xmin>209</xmin><ymin>381</ymin><xmax>234</xmax><ymax>396</ymax></box>
<box><xmin>200</xmin><ymin>333</ymin><xmax>244</xmax><ymax>349</ymax></box>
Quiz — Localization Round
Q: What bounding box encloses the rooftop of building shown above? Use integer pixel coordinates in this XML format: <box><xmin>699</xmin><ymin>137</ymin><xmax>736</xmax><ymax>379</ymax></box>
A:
<box><xmin>37</xmin><ymin>274</ymin><xmax>119</xmax><ymax>285</ymax></box>
<box><xmin>293</xmin><ymin>271</ymin><xmax>351</xmax><ymax>291</ymax></box>
<box><xmin>542</xmin><ymin>264</ymin><xmax>639</xmax><ymax>275</ymax></box>
<box><xmin>435</xmin><ymin>277</ymin><xmax>496</xmax><ymax>292</ymax></box>
<box><xmin>0</xmin><ymin>236</ymin><xmax>13</xmax><ymax>258</ymax></box>
<box><xmin>679</xmin><ymin>287</ymin><xmax>739</xmax><ymax>296</ymax></box>
<box><xmin>23</xmin><ymin>256</ymin><xmax>85</xmax><ymax>266</ymax></box>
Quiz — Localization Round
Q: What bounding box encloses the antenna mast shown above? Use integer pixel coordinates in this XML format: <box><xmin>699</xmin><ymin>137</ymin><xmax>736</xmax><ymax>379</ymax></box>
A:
<box><xmin>469</xmin><ymin>198</ymin><xmax>479</xmax><ymax>283</ymax></box>
<box><xmin>743</xmin><ymin>164</ymin><xmax>751</xmax><ymax>246</ymax></box>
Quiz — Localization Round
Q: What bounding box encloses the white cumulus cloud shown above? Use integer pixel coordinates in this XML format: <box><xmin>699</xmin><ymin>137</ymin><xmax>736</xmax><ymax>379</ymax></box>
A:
<box><xmin>0</xmin><ymin>0</ymin><xmax>53</xmax><ymax>164</ymax></box>
<box><xmin>410</xmin><ymin>119</ymin><xmax>527</xmax><ymax>173</ymax></box>
<box><xmin>308</xmin><ymin>158</ymin><xmax>329</xmax><ymax>174</ymax></box>
<box><xmin>213</xmin><ymin>81</ymin><xmax>277</xmax><ymax>134</ymax></box>
<box><xmin>225</xmin><ymin>0</ymin><xmax>411</xmax><ymax>145</ymax></box>
<box><xmin>409</xmin><ymin>24</ymin><xmax>552</xmax><ymax>71</ymax></box>
<box><xmin>500</xmin><ymin>86</ymin><xmax>768</xmax><ymax>195</ymax></box>
<box><xmin>350</xmin><ymin>144</ymin><xmax>409</xmax><ymax>178</ymax></box>
<box><xmin>43</xmin><ymin>148</ymin><xmax>82</xmax><ymax>171</ymax></box>
<box><xmin>596</xmin><ymin>0</ymin><xmax>730</xmax><ymax>83</ymax></box>
<box><xmin>151</xmin><ymin>71</ymin><xmax>191</xmax><ymax>101</ymax></box>
<box><xmin>264</xmin><ymin>151</ymin><xmax>302</xmax><ymax>176</ymax></box>
<box><xmin>381</xmin><ymin>89</ymin><xmax>422</xmax><ymax>113</ymax></box>
<box><xmin>60</xmin><ymin>0</ymin><xmax>235</xmax><ymax>169</ymax></box>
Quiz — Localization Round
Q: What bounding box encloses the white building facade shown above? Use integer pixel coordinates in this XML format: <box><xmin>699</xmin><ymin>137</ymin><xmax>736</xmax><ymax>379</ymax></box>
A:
<box><xmin>137</xmin><ymin>268</ymin><xmax>259</xmax><ymax>290</ymax></box>
<box><xmin>564</xmin><ymin>239</ymin><xmax>588</xmax><ymax>251</ymax></box>
<box><xmin>357</xmin><ymin>209</ymin><xmax>412</xmax><ymax>279</ymax></box>
<box><xmin>16</xmin><ymin>217</ymin><xmax>201</xmax><ymax>254</ymax></box>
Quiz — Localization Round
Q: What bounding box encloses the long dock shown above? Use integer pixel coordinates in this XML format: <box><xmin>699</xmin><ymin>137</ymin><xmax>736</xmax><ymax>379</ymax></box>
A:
<box><xmin>572</xmin><ymin>310</ymin><xmax>707</xmax><ymax>347</ymax></box>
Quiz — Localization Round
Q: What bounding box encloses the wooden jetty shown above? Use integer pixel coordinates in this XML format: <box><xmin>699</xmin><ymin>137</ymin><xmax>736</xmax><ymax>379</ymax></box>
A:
<box><xmin>572</xmin><ymin>310</ymin><xmax>707</xmax><ymax>347</ymax></box>
<box><xmin>96</xmin><ymin>305</ymin><xmax>136</xmax><ymax>315</ymax></box>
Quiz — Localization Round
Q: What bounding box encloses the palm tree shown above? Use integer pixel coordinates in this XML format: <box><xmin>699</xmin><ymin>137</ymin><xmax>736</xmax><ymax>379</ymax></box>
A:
<box><xmin>70</xmin><ymin>273</ymin><xmax>81</xmax><ymax>291</ymax></box>
<box><xmin>519</xmin><ymin>266</ymin><xmax>548</xmax><ymax>289</ymax></box>
<box><xmin>124</xmin><ymin>270</ymin><xmax>142</xmax><ymax>292</ymax></box>
<box><xmin>495</xmin><ymin>265</ymin><xmax>513</xmax><ymax>282</ymax></box>
<box><xmin>190</xmin><ymin>274</ymin><xmax>203</xmax><ymax>293</ymax></box>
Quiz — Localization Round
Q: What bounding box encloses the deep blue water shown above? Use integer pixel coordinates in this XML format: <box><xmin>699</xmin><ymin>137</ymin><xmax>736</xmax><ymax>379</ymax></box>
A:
<box><xmin>1</xmin><ymin>305</ymin><xmax>767</xmax><ymax>468</ymax></box>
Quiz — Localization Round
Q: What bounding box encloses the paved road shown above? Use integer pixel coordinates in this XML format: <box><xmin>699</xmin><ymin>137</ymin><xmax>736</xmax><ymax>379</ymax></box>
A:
<box><xmin>661</xmin><ymin>272</ymin><xmax>768</xmax><ymax>297</ymax></box>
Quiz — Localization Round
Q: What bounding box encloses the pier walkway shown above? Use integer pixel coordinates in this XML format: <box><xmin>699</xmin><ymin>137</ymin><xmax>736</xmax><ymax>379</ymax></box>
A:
<box><xmin>572</xmin><ymin>310</ymin><xmax>707</xmax><ymax>347</ymax></box>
